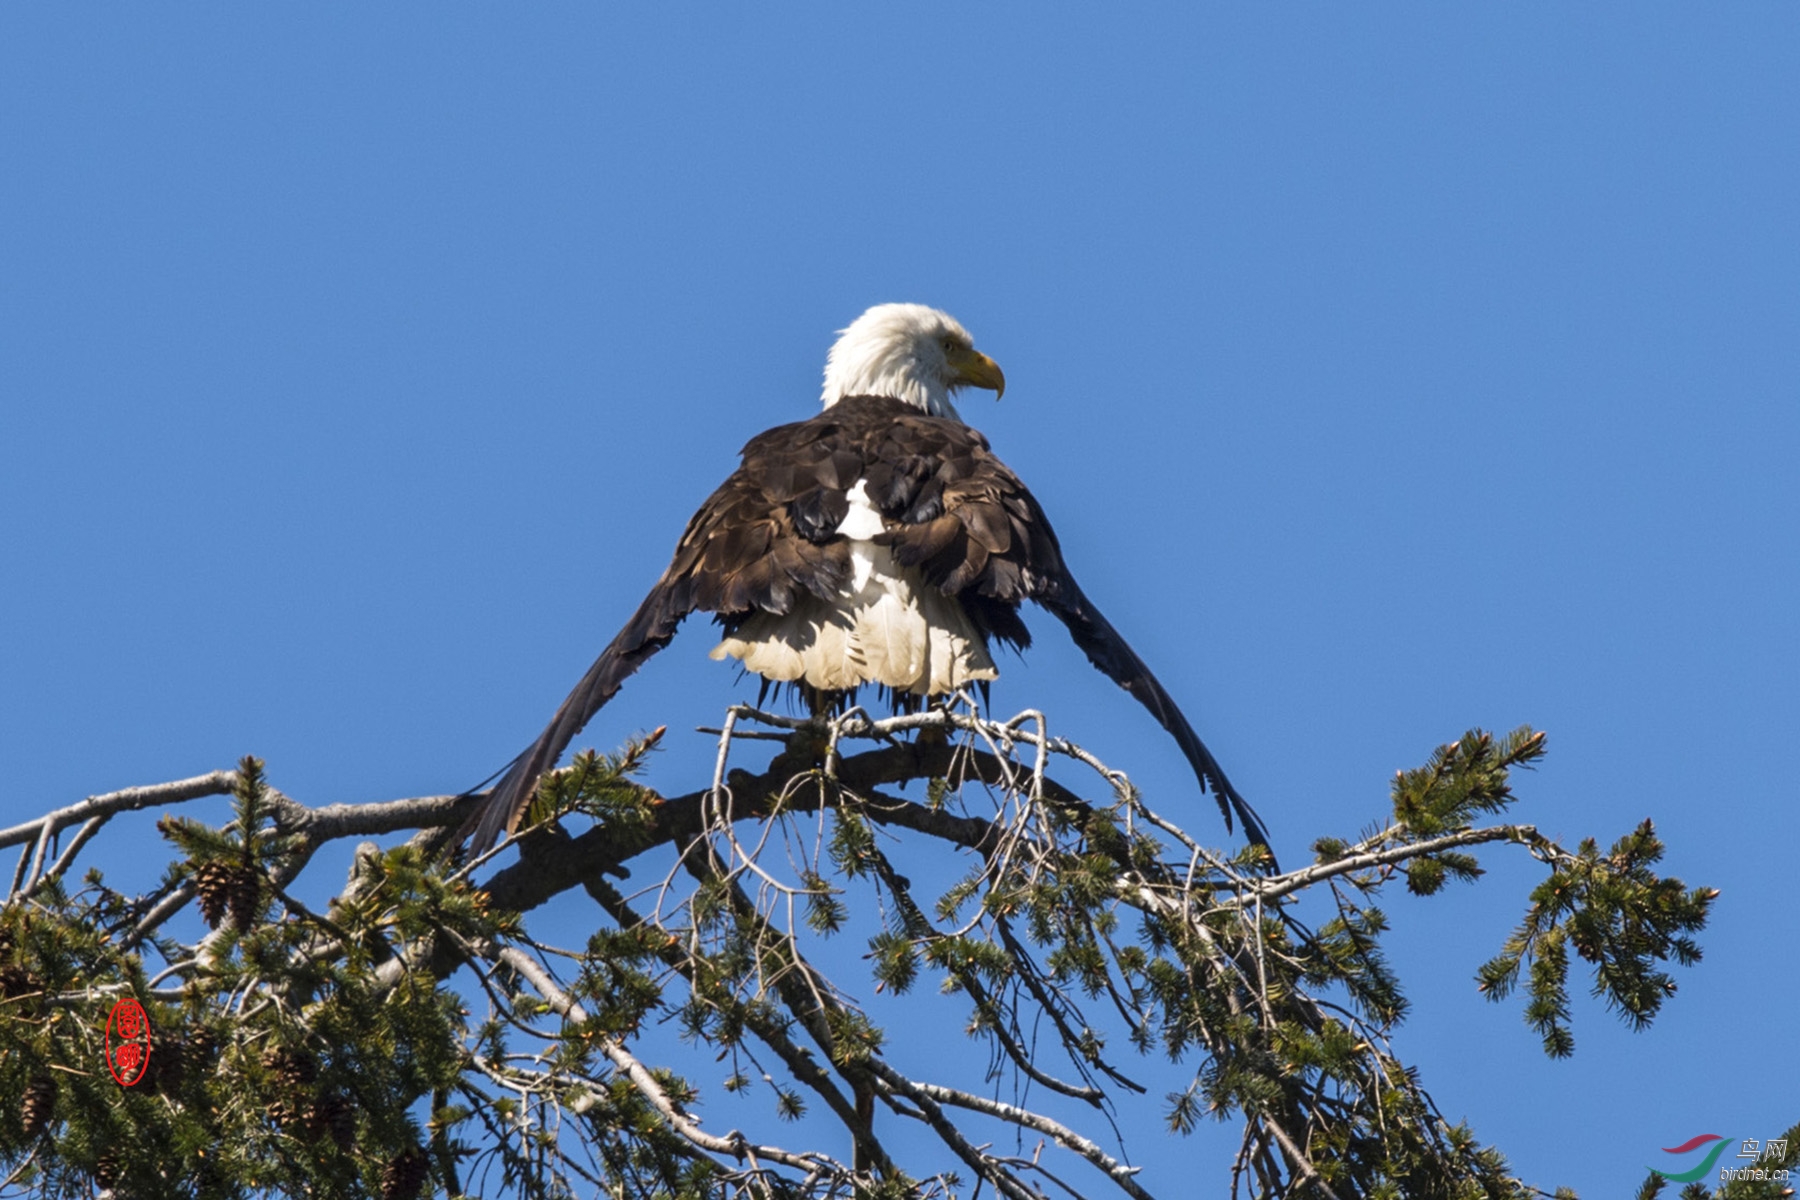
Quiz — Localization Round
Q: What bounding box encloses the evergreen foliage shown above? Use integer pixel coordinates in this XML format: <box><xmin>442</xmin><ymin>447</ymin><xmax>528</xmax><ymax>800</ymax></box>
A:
<box><xmin>0</xmin><ymin>715</ymin><xmax>1749</xmax><ymax>1199</ymax></box>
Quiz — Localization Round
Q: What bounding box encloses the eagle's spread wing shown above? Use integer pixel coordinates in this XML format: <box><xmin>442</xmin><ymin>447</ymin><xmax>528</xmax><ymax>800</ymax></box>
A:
<box><xmin>872</xmin><ymin>410</ymin><xmax>1270</xmax><ymax>848</ymax></box>
<box><xmin>464</xmin><ymin>395</ymin><xmax>1266</xmax><ymax>853</ymax></box>
<box><xmin>461</xmin><ymin>410</ymin><xmax>859</xmax><ymax>853</ymax></box>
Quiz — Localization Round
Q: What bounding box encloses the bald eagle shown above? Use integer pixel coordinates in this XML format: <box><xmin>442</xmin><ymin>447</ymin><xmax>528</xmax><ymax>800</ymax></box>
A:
<box><xmin>464</xmin><ymin>304</ymin><xmax>1267</xmax><ymax>853</ymax></box>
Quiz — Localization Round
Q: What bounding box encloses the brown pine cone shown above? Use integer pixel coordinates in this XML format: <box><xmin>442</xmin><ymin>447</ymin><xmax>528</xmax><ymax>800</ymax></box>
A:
<box><xmin>185</xmin><ymin>1026</ymin><xmax>219</xmax><ymax>1070</ymax></box>
<box><xmin>261</xmin><ymin>1044</ymin><xmax>318</xmax><ymax>1090</ymax></box>
<box><xmin>379</xmin><ymin>1146</ymin><xmax>429</xmax><ymax>1200</ymax></box>
<box><xmin>20</xmin><ymin>1074</ymin><xmax>56</xmax><ymax>1139</ymax></box>
<box><xmin>193</xmin><ymin>860</ymin><xmax>237</xmax><ymax>928</ymax></box>
<box><xmin>0</xmin><ymin>963</ymin><xmax>36</xmax><ymax>1000</ymax></box>
<box><xmin>142</xmin><ymin>1035</ymin><xmax>182</xmax><ymax>1092</ymax></box>
<box><xmin>148</xmin><ymin>1026</ymin><xmax>217</xmax><ymax>1093</ymax></box>
<box><xmin>267</xmin><ymin>1097</ymin><xmax>325</xmax><ymax>1140</ymax></box>
<box><xmin>317</xmin><ymin>1091</ymin><xmax>357</xmax><ymax>1152</ymax></box>
<box><xmin>225</xmin><ymin>864</ymin><xmax>261</xmax><ymax>930</ymax></box>
<box><xmin>93</xmin><ymin>1149</ymin><xmax>122</xmax><ymax>1189</ymax></box>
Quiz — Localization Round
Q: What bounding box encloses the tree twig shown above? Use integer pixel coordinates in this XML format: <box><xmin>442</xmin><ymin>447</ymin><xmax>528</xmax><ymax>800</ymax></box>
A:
<box><xmin>0</xmin><ymin>771</ymin><xmax>238</xmax><ymax>849</ymax></box>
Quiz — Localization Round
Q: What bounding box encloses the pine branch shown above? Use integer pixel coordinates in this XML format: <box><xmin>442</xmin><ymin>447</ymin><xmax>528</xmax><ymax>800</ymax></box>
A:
<box><xmin>1249</xmin><ymin>824</ymin><xmax>1532</xmax><ymax>904</ymax></box>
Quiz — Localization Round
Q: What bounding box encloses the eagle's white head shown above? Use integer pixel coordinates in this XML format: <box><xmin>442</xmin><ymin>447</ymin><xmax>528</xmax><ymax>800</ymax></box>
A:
<box><xmin>820</xmin><ymin>303</ymin><xmax>1006</xmax><ymax>421</ymax></box>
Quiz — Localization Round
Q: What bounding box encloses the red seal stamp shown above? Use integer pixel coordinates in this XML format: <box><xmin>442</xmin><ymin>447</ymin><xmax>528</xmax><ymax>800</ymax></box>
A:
<box><xmin>105</xmin><ymin>997</ymin><xmax>152</xmax><ymax>1086</ymax></box>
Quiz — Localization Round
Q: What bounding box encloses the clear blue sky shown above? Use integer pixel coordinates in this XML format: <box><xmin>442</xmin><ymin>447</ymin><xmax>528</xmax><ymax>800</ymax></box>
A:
<box><xmin>4</xmin><ymin>6</ymin><xmax>1795</xmax><ymax>1194</ymax></box>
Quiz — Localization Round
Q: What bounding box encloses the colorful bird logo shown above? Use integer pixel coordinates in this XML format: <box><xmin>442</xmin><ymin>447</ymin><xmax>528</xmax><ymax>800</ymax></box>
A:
<box><xmin>1651</xmin><ymin>1134</ymin><xmax>1733</xmax><ymax>1182</ymax></box>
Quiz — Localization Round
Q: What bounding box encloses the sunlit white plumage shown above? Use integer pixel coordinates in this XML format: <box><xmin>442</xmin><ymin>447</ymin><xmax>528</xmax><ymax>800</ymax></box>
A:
<box><xmin>821</xmin><ymin>303</ymin><xmax>984</xmax><ymax>420</ymax></box>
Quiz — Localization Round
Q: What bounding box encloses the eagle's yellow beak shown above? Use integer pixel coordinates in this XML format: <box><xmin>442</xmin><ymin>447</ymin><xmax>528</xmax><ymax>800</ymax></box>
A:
<box><xmin>946</xmin><ymin>344</ymin><xmax>1006</xmax><ymax>400</ymax></box>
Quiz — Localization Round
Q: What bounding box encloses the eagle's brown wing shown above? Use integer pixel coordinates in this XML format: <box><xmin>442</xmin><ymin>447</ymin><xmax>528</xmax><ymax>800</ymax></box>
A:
<box><xmin>870</xmin><ymin>411</ymin><xmax>1270</xmax><ymax>848</ymax></box>
<box><xmin>461</xmin><ymin>408</ymin><xmax>861</xmax><ymax>853</ymax></box>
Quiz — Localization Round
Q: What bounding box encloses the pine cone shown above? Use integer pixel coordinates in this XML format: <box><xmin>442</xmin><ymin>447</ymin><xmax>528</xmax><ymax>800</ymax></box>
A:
<box><xmin>266</xmin><ymin>1097</ymin><xmax>324</xmax><ymax>1140</ymax></box>
<box><xmin>379</xmin><ymin>1146</ymin><xmax>429</xmax><ymax>1200</ymax></box>
<box><xmin>193</xmin><ymin>860</ymin><xmax>237</xmax><ymax>928</ymax></box>
<box><xmin>317</xmin><ymin>1090</ymin><xmax>356</xmax><ymax>1152</ymax></box>
<box><xmin>148</xmin><ymin>1025</ymin><xmax>215</xmax><ymax>1093</ymax></box>
<box><xmin>185</xmin><ymin>1026</ymin><xmax>219</xmax><ymax>1070</ymax></box>
<box><xmin>142</xmin><ymin>1036</ymin><xmax>181</xmax><ymax>1093</ymax></box>
<box><xmin>261</xmin><ymin>1044</ymin><xmax>324</xmax><ymax>1139</ymax></box>
<box><xmin>93</xmin><ymin>1149</ymin><xmax>121</xmax><ymax>1189</ymax></box>
<box><xmin>20</xmin><ymin>1074</ymin><xmax>56</xmax><ymax>1139</ymax></box>
<box><xmin>261</xmin><ymin>1044</ymin><xmax>318</xmax><ymax>1089</ymax></box>
<box><xmin>225</xmin><ymin>865</ymin><xmax>261</xmax><ymax>930</ymax></box>
<box><xmin>0</xmin><ymin>963</ymin><xmax>35</xmax><ymax>1000</ymax></box>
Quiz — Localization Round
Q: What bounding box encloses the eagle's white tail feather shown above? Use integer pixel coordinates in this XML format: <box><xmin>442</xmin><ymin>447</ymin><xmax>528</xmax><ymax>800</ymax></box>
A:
<box><xmin>808</xmin><ymin>603</ymin><xmax>859</xmax><ymax>692</ymax></box>
<box><xmin>852</xmin><ymin>584</ymin><xmax>924</xmax><ymax>689</ymax></box>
